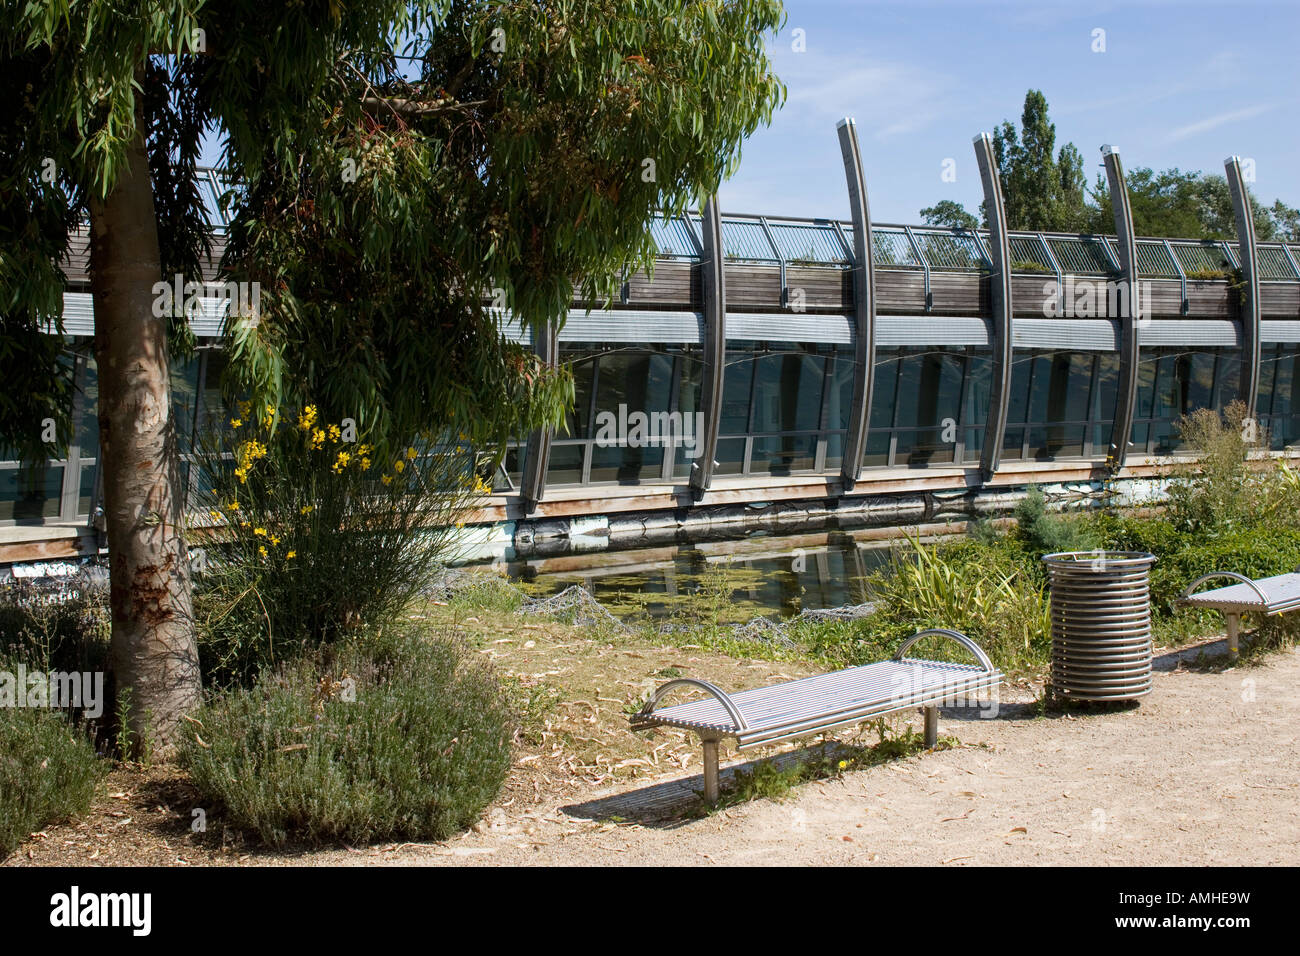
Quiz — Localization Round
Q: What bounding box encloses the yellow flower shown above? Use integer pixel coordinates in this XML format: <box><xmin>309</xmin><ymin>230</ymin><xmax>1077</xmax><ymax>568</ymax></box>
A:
<box><xmin>332</xmin><ymin>450</ymin><xmax>351</xmax><ymax>473</ymax></box>
<box><xmin>311</xmin><ymin>428</ymin><xmax>325</xmax><ymax>449</ymax></box>
<box><xmin>380</xmin><ymin>474</ymin><xmax>393</xmax><ymax>486</ymax></box>
<box><xmin>837</xmin><ymin>760</ymin><xmax>848</xmax><ymax>770</ymax></box>
<box><xmin>270</xmin><ymin>534</ymin><xmax>281</xmax><ymax>546</ymax></box>
<box><xmin>358</xmin><ymin>444</ymin><xmax>372</xmax><ymax>457</ymax></box>
<box><xmin>253</xmin><ymin>527</ymin><xmax>267</xmax><ymax>537</ymax></box>
<box><xmin>230</xmin><ymin>418</ymin><xmax>243</xmax><ymax>429</ymax></box>
<box><xmin>286</xmin><ymin>550</ymin><xmax>297</xmax><ymax>559</ymax></box>
<box><xmin>258</xmin><ymin>545</ymin><xmax>268</xmax><ymax>558</ymax></box>
<box><xmin>208</xmin><ymin>510</ymin><xmax>222</xmax><ymax>520</ymax></box>
<box><xmin>300</xmin><ymin>504</ymin><xmax>314</xmax><ymax>515</ymax></box>
<box><xmin>328</xmin><ymin>424</ymin><xmax>341</xmax><ymax>443</ymax></box>
<box><xmin>393</xmin><ymin>459</ymin><xmax>405</xmax><ymax>474</ymax></box>
<box><xmin>227</xmin><ymin>501</ymin><xmax>240</xmax><ymax>511</ymax></box>
<box><xmin>297</xmin><ymin>405</ymin><xmax>318</xmax><ymax>431</ymax></box>
<box><xmin>406</xmin><ymin>447</ymin><xmax>417</xmax><ymax>460</ymax></box>
<box><xmin>360</xmin><ymin>457</ymin><xmax>372</xmax><ymax>470</ymax></box>
<box><xmin>234</xmin><ymin>466</ymin><xmax>248</xmax><ymax>484</ymax></box>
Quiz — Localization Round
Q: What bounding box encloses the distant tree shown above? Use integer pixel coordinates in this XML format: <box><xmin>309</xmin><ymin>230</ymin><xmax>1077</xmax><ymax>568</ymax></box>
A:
<box><xmin>1089</xmin><ymin>167</ymin><xmax>1280</xmax><ymax>239</ymax></box>
<box><xmin>990</xmin><ymin>90</ymin><xmax>1091</xmax><ymax>232</ymax></box>
<box><xmin>1269</xmin><ymin>200</ymin><xmax>1300</xmax><ymax>241</ymax></box>
<box><xmin>920</xmin><ymin>199</ymin><xmax>979</xmax><ymax>231</ymax></box>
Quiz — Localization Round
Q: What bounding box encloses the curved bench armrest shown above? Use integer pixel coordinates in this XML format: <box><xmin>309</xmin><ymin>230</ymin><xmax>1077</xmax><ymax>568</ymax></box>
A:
<box><xmin>893</xmin><ymin>628</ymin><xmax>997</xmax><ymax>674</ymax></box>
<box><xmin>636</xmin><ymin>678</ymin><xmax>749</xmax><ymax>732</ymax></box>
<box><xmin>1180</xmin><ymin>571</ymin><xmax>1271</xmax><ymax>606</ymax></box>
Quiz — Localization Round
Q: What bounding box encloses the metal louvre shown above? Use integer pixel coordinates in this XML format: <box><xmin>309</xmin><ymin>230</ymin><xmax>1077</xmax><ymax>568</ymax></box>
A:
<box><xmin>1047</xmin><ymin>237</ymin><xmax>1116</xmax><ymax>276</ymax></box>
<box><xmin>1139</xmin><ymin>319</ymin><xmax>1241</xmax><ymax>346</ymax></box>
<box><xmin>719</xmin><ymin>218</ymin><xmax>779</xmax><ymax>262</ymax></box>
<box><xmin>1008</xmin><ymin>235</ymin><xmax>1054</xmax><ymax>272</ymax></box>
<box><xmin>767</xmin><ymin>220</ymin><xmax>850</xmax><ymax>265</ymax></box>
<box><xmin>558</xmin><ymin>309</ymin><xmax>704</xmax><ymax>344</ymax></box>
<box><xmin>647</xmin><ymin>216</ymin><xmax>701</xmax><ymax>260</ymax></box>
<box><xmin>872</xmin><ymin>229</ymin><xmax>922</xmax><ymax>268</ymax></box>
<box><xmin>725</xmin><ymin>312</ymin><xmax>853</xmax><ymax>344</ymax></box>
<box><xmin>1257</xmin><ymin>244</ymin><xmax>1299</xmax><ymax>280</ymax></box>
<box><xmin>1013</xmin><ymin>318</ymin><xmax>1120</xmax><ymax>350</ymax></box>
<box><xmin>1128</xmin><ymin>240</ymin><xmax>1180</xmax><ymax>277</ymax></box>
<box><xmin>496</xmin><ymin>313</ymin><xmax>533</xmax><ymax>346</ymax></box>
<box><xmin>876</xmin><ymin>315</ymin><xmax>989</xmax><ymax>346</ymax></box>
<box><xmin>915</xmin><ymin>230</ymin><xmax>986</xmax><ymax>270</ymax></box>
<box><xmin>1170</xmin><ymin>240</ymin><xmax>1232</xmax><ymax>275</ymax></box>
<box><xmin>53</xmin><ymin>290</ymin><xmax>230</xmax><ymax>337</ymax></box>
<box><xmin>1262</xmin><ymin>321</ymin><xmax>1300</xmax><ymax>343</ymax></box>
<box><xmin>53</xmin><ymin>292</ymin><xmax>94</xmax><ymax>336</ymax></box>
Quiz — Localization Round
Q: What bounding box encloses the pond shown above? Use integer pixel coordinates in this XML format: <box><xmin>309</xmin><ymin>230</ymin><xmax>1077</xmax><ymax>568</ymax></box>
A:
<box><xmin>494</xmin><ymin>524</ymin><xmax>964</xmax><ymax>622</ymax></box>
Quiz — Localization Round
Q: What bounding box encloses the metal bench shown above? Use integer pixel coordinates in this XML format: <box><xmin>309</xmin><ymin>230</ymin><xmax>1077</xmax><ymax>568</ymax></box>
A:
<box><xmin>1179</xmin><ymin>568</ymin><xmax>1300</xmax><ymax>660</ymax></box>
<box><xmin>630</xmin><ymin>628</ymin><xmax>1004</xmax><ymax>803</ymax></box>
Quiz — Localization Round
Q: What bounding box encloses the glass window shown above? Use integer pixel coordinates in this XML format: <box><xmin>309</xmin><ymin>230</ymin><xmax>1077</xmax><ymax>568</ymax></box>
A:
<box><xmin>751</xmin><ymin>349</ymin><xmax>824</xmax><ymax>434</ymax></box>
<box><xmin>0</xmin><ymin>463</ymin><xmax>65</xmax><ymax>522</ymax></box>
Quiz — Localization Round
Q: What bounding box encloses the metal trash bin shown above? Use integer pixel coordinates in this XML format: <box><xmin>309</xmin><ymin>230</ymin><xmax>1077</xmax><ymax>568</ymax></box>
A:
<box><xmin>1041</xmin><ymin>551</ymin><xmax>1157</xmax><ymax>702</ymax></box>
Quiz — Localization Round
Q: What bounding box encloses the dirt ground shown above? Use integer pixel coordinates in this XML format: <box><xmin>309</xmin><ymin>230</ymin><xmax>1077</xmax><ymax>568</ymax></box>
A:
<box><xmin>7</xmin><ymin>618</ymin><xmax>1298</xmax><ymax>867</ymax></box>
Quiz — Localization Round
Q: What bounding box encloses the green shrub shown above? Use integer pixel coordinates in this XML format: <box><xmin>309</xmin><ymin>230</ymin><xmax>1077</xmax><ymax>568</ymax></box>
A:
<box><xmin>192</xmin><ymin>405</ymin><xmax>490</xmax><ymax>686</ymax></box>
<box><xmin>1164</xmin><ymin>401</ymin><xmax>1260</xmax><ymax>534</ymax></box>
<box><xmin>0</xmin><ymin>707</ymin><xmax>102</xmax><ymax>858</ymax></box>
<box><xmin>180</xmin><ymin>628</ymin><xmax>513</xmax><ymax>847</ymax></box>
<box><xmin>1012</xmin><ymin>485</ymin><xmax>1100</xmax><ymax>557</ymax></box>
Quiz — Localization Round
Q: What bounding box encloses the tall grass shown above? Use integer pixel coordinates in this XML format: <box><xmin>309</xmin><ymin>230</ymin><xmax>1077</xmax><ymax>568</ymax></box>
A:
<box><xmin>865</xmin><ymin>533</ymin><xmax>1050</xmax><ymax>673</ymax></box>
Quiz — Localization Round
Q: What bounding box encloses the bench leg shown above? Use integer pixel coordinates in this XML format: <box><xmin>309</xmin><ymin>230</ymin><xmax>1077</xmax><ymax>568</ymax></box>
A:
<box><xmin>923</xmin><ymin>706</ymin><xmax>938</xmax><ymax>748</ymax></box>
<box><xmin>1226</xmin><ymin>613</ymin><xmax>1240</xmax><ymax>662</ymax></box>
<box><xmin>702</xmin><ymin>739</ymin><xmax>720</xmax><ymax>805</ymax></box>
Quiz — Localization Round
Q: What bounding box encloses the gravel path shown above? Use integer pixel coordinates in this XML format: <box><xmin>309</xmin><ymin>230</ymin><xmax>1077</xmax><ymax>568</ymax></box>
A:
<box><xmin>343</xmin><ymin>641</ymin><xmax>1300</xmax><ymax>866</ymax></box>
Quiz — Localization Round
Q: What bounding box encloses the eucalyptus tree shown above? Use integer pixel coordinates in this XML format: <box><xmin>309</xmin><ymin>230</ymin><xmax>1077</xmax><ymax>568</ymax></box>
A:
<box><xmin>1</xmin><ymin>0</ymin><xmax>784</xmax><ymax>749</ymax></box>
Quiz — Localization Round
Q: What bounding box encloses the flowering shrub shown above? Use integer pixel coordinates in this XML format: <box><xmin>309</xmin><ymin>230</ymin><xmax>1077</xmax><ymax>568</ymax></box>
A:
<box><xmin>192</xmin><ymin>403</ymin><xmax>492</xmax><ymax>686</ymax></box>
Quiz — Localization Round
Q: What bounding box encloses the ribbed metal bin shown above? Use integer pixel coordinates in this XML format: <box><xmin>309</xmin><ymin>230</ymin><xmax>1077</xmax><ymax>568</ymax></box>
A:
<box><xmin>1041</xmin><ymin>551</ymin><xmax>1157</xmax><ymax>702</ymax></box>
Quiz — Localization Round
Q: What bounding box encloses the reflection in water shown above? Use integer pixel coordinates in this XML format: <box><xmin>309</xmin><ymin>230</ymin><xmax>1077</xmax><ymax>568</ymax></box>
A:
<box><xmin>509</xmin><ymin>533</ymin><xmax>898</xmax><ymax>622</ymax></box>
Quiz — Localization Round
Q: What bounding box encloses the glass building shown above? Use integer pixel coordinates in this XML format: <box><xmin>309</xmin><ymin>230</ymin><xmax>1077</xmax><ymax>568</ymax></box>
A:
<box><xmin>6</xmin><ymin>174</ymin><xmax>1300</xmax><ymax>534</ymax></box>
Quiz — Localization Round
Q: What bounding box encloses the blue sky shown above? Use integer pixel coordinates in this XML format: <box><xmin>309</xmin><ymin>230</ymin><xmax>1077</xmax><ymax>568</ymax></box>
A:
<box><xmin>718</xmin><ymin>0</ymin><xmax>1300</xmax><ymax>223</ymax></box>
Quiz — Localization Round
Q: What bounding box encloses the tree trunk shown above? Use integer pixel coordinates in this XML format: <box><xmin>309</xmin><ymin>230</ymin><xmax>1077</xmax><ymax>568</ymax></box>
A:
<box><xmin>89</xmin><ymin>92</ymin><xmax>201</xmax><ymax>756</ymax></box>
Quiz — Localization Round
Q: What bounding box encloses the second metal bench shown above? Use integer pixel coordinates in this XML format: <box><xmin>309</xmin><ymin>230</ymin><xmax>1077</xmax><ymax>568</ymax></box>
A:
<box><xmin>1179</xmin><ymin>568</ymin><xmax>1300</xmax><ymax>660</ymax></box>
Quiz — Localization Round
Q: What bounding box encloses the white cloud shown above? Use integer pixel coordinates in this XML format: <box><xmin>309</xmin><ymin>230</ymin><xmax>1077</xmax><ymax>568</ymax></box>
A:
<box><xmin>774</xmin><ymin>49</ymin><xmax>959</xmax><ymax>142</ymax></box>
<box><xmin>1167</xmin><ymin>104</ymin><xmax>1274</xmax><ymax>142</ymax></box>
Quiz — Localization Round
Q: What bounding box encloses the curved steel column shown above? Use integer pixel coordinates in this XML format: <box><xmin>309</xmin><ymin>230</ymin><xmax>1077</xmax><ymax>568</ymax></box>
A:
<box><xmin>1225</xmin><ymin>155</ymin><xmax>1262</xmax><ymax>419</ymax></box>
<box><xmin>1102</xmin><ymin>145</ymin><xmax>1141</xmax><ymax>474</ymax></box>
<box><xmin>836</xmin><ymin>117</ymin><xmax>876</xmax><ymax>491</ymax></box>
<box><xmin>689</xmin><ymin>197</ymin><xmax>726</xmax><ymax>500</ymax></box>
<box><xmin>519</xmin><ymin>320</ymin><xmax>558</xmax><ymax>515</ymax></box>
<box><xmin>973</xmin><ymin>133</ymin><xmax>1013</xmax><ymax>482</ymax></box>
